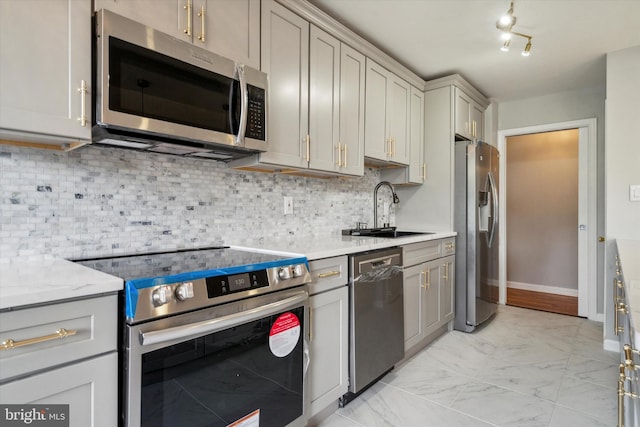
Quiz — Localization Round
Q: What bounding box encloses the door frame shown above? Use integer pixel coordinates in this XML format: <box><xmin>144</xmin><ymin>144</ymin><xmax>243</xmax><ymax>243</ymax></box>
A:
<box><xmin>497</xmin><ymin>118</ymin><xmax>598</xmax><ymax>320</ymax></box>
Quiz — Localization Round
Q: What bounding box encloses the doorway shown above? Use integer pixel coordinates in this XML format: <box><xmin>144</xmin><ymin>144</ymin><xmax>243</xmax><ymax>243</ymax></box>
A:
<box><xmin>497</xmin><ymin>118</ymin><xmax>598</xmax><ymax>320</ymax></box>
<box><xmin>505</xmin><ymin>130</ymin><xmax>579</xmax><ymax>316</ymax></box>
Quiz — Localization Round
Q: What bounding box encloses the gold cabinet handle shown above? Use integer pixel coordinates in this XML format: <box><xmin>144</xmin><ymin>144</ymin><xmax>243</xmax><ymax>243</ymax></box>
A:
<box><xmin>1</xmin><ymin>328</ymin><xmax>77</xmax><ymax>351</ymax></box>
<box><xmin>335</xmin><ymin>143</ymin><xmax>341</xmax><ymax>166</ymax></box>
<box><xmin>391</xmin><ymin>137</ymin><xmax>396</xmax><ymax>157</ymax></box>
<box><xmin>197</xmin><ymin>4</ymin><xmax>206</xmax><ymax>42</ymax></box>
<box><xmin>183</xmin><ymin>0</ymin><xmax>192</xmax><ymax>36</ymax></box>
<box><xmin>318</xmin><ymin>270</ymin><xmax>340</xmax><ymax>279</ymax></box>
<box><xmin>77</xmin><ymin>80</ymin><xmax>87</xmax><ymax>127</ymax></box>
<box><xmin>343</xmin><ymin>144</ymin><xmax>348</xmax><ymax>168</ymax></box>
<box><xmin>426</xmin><ymin>269</ymin><xmax>431</xmax><ymax>289</ymax></box>
<box><xmin>305</xmin><ymin>135</ymin><xmax>310</xmax><ymax>162</ymax></box>
<box><xmin>443</xmin><ymin>262</ymin><xmax>449</xmax><ymax>281</ymax></box>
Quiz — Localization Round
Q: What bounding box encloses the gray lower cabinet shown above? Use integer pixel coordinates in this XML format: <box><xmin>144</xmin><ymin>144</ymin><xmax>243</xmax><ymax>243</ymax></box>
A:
<box><xmin>0</xmin><ymin>295</ymin><xmax>118</xmax><ymax>427</ymax></box>
<box><xmin>613</xmin><ymin>245</ymin><xmax>640</xmax><ymax>427</ymax></box>
<box><xmin>307</xmin><ymin>256</ymin><xmax>349</xmax><ymax>418</ymax></box>
<box><xmin>0</xmin><ymin>0</ymin><xmax>92</xmax><ymax>151</ymax></box>
<box><xmin>402</xmin><ymin>238</ymin><xmax>456</xmax><ymax>354</ymax></box>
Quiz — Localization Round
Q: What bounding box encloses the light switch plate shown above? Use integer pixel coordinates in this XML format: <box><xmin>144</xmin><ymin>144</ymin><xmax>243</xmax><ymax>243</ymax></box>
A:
<box><xmin>630</xmin><ymin>185</ymin><xmax>640</xmax><ymax>202</ymax></box>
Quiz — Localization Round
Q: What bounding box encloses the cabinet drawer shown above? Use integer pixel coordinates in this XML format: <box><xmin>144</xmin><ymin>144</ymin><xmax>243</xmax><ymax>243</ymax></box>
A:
<box><xmin>0</xmin><ymin>352</ymin><xmax>117</xmax><ymax>427</ymax></box>
<box><xmin>0</xmin><ymin>295</ymin><xmax>117</xmax><ymax>382</ymax></box>
<box><xmin>442</xmin><ymin>237</ymin><xmax>456</xmax><ymax>256</ymax></box>
<box><xmin>308</xmin><ymin>256</ymin><xmax>348</xmax><ymax>295</ymax></box>
<box><xmin>403</xmin><ymin>240</ymin><xmax>442</xmax><ymax>267</ymax></box>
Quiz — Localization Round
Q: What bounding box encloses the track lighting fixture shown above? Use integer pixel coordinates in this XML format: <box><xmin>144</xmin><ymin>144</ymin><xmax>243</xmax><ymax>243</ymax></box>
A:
<box><xmin>496</xmin><ymin>1</ymin><xmax>533</xmax><ymax>56</ymax></box>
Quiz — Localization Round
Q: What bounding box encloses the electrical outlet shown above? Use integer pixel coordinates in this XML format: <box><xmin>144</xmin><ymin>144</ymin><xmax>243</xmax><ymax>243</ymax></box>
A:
<box><xmin>284</xmin><ymin>196</ymin><xmax>294</xmax><ymax>215</ymax></box>
<box><xmin>630</xmin><ymin>185</ymin><xmax>640</xmax><ymax>202</ymax></box>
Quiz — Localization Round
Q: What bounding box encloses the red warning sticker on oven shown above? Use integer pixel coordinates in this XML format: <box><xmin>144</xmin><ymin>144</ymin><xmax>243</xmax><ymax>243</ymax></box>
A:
<box><xmin>269</xmin><ymin>312</ymin><xmax>301</xmax><ymax>357</ymax></box>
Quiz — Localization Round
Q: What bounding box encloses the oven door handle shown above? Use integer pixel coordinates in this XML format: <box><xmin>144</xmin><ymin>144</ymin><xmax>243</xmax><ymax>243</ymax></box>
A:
<box><xmin>140</xmin><ymin>291</ymin><xmax>308</xmax><ymax>347</ymax></box>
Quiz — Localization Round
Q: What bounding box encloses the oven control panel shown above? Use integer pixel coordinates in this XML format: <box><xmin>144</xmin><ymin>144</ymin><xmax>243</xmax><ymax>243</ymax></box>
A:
<box><xmin>206</xmin><ymin>270</ymin><xmax>269</xmax><ymax>298</ymax></box>
<box><xmin>132</xmin><ymin>263</ymin><xmax>311</xmax><ymax>324</ymax></box>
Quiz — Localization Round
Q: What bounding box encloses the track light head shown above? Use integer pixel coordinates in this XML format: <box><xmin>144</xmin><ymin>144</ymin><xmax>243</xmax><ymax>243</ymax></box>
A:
<box><xmin>522</xmin><ymin>40</ymin><xmax>532</xmax><ymax>56</ymax></box>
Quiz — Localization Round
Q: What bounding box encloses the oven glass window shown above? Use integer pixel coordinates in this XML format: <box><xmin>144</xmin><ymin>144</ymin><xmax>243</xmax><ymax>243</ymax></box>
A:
<box><xmin>140</xmin><ymin>306</ymin><xmax>305</xmax><ymax>427</ymax></box>
<box><xmin>108</xmin><ymin>37</ymin><xmax>241</xmax><ymax>134</ymax></box>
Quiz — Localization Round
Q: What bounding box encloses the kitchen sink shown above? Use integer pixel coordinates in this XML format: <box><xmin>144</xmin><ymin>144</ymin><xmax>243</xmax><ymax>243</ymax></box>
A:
<box><xmin>370</xmin><ymin>230</ymin><xmax>435</xmax><ymax>238</ymax></box>
<box><xmin>342</xmin><ymin>227</ymin><xmax>434</xmax><ymax>238</ymax></box>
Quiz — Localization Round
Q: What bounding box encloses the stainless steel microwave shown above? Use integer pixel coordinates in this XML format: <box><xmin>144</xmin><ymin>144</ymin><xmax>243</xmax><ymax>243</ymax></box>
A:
<box><xmin>93</xmin><ymin>9</ymin><xmax>267</xmax><ymax>161</ymax></box>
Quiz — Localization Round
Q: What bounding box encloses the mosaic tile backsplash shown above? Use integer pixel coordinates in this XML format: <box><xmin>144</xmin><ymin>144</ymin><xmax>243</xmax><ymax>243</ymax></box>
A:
<box><xmin>1</xmin><ymin>145</ymin><xmax>393</xmax><ymax>260</ymax></box>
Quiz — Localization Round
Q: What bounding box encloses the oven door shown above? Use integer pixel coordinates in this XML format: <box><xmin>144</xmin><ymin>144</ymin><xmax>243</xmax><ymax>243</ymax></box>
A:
<box><xmin>125</xmin><ymin>288</ymin><xmax>309</xmax><ymax>427</ymax></box>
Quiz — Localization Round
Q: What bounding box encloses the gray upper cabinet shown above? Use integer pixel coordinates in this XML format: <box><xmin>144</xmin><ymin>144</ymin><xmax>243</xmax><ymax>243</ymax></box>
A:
<box><xmin>95</xmin><ymin>0</ymin><xmax>260</xmax><ymax>69</ymax></box>
<box><xmin>382</xmin><ymin>85</ymin><xmax>425</xmax><ymax>185</ymax></box>
<box><xmin>256</xmin><ymin>0</ymin><xmax>310</xmax><ymax>169</ymax></box>
<box><xmin>233</xmin><ymin>1</ymin><xmax>365</xmax><ymax>176</ymax></box>
<box><xmin>364</xmin><ymin>59</ymin><xmax>410</xmax><ymax>166</ymax></box>
<box><xmin>309</xmin><ymin>26</ymin><xmax>365</xmax><ymax>176</ymax></box>
<box><xmin>455</xmin><ymin>87</ymin><xmax>484</xmax><ymax>141</ymax></box>
<box><xmin>0</xmin><ymin>0</ymin><xmax>92</xmax><ymax>151</ymax></box>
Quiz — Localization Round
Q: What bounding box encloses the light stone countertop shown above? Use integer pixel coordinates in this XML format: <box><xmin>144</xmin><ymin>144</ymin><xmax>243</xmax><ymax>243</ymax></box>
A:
<box><xmin>231</xmin><ymin>231</ymin><xmax>457</xmax><ymax>261</ymax></box>
<box><xmin>0</xmin><ymin>231</ymin><xmax>455</xmax><ymax>310</ymax></box>
<box><xmin>618</xmin><ymin>239</ymin><xmax>640</xmax><ymax>345</ymax></box>
<box><xmin>0</xmin><ymin>257</ymin><xmax>123</xmax><ymax>310</ymax></box>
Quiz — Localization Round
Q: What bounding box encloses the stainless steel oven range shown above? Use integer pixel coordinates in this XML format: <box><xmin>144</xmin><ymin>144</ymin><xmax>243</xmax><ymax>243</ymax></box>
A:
<box><xmin>77</xmin><ymin>247</ymin><xmax>311</xmax><ymax>427</ymax></box>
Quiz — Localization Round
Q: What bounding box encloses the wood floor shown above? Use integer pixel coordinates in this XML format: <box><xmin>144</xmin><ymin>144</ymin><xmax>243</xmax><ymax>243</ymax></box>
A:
<box><xmin>507</xmin><ymin>287</ymin><xmax>579</xmax><ymax>316</ymax></box>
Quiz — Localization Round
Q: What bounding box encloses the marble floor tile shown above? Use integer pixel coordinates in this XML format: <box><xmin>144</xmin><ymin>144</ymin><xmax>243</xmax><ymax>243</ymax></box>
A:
<box><xmin>555</xmin><ymin>375</ymin><xmax>617</xmax><ymax>423</ymax></box>
<box><xmin>316</xmin><ymin>413</ymin><xmax>365</xmax><ymax>427</ymax></box>
<box><xmin>381</xmin><ymin>359</ymin><xmax>471</xmax><ymax>406</ymax></box>
<box><xmin>450</xmin><ymin>381</ymin><xmax>555</xmax><ymax>426</ymax></box>
<box><xmin>474</xmin><ymin>356</ymin><xmax>568</xmax><ymax>401</ymax></box>
<box><xmin>320</xmin><ymin>305</ymin><xmax>617</xmax><ymax>427</ymax></box>
<box><xmin>548</xmin><ymin>405</ymin><xmax>611</xmax><ymax>427</ymax></box>
<box><xmin>565</xmin><ymin>354</ymin><xmax>619</xmax><ymax>389</ymax></box>
<box><xmin>336</xmin><ymin>382</ymin><xmax>495</xmax><ymax>427</ymax></box>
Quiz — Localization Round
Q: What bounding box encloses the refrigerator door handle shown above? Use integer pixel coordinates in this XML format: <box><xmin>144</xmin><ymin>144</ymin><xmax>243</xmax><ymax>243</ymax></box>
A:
<box><xmin>487</xmin><ymin>171</ymin><xmax>498</xmax><ymax>248</ymax></box>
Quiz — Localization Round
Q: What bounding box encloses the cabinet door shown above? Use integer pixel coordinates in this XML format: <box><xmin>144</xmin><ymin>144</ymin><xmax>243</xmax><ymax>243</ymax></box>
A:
<box><xmin>309</xmin><ymin>25</ymin><xmax>340</xmax><ymax>173</ymax></box>
<box><xmin>338</xmin><ymin>43</ymin><xmax>366</xmax><ymax>176</ymax></box>
<box><xmin>471</xmin><ymin>102</ymin><xmax>484</xmax><ymax>140</ymax></box>
<box><xmin>388</xmin><ymin>75</ymin><xmax>410</xmax><ymax>165</ymax></box>
<box><xmin>440</xmin><ymin>256</ymin><xmax>455</xmax><ymax>323</ymax></box>
<box><xmin>95</xmin><ymin>0</ymin><xmax>183</xmax><ymax>41</ymax></box>
<box><xmin>203</xmin><ymin>0</ymin><xmax>260</xmax><ymax>69</ymax></box>
<box><xmin>260</xmin><ymin>0</ymin><xmax>309</xmax><ymax>168</ymax></box>
<box><xmin>309</xmin><ymin>286</ymin><xmax>349</xmax><ymax>416</ymax></box>
<box><xmin>455</xmin><ymin>89</ymin><xmax>472</xmax><ymax>140</ymax></box>
<box><xmin>423</xmin><ymin>260</ymin><xmax>440</xmax><ymax>336</ymax></box>
<box><xmin>403</xmin><ymin>264</ymin><xmax>425</xmax><ymax>350</ymax></box>
<box><xmin>408</xmin><ymin>86</ymin><xmax>426</xmax><ymax>183</ymax></box>
<box><xmin>0</xmin><ymin>0</ymin><xmax>91</xmax><ymax>142</ymax></box>
<box><xmin>0</xmin><ymin>353</ymin><xmax>118</xmax><ymax>427</ymax></box>
<box><xmin>364</xmin><ymin>59</ymin><xmax>390</xmax><ymax>162</ymax></box>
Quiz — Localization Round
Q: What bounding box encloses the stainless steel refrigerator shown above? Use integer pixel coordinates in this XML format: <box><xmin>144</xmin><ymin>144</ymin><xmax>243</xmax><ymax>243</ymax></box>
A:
<box><xmin>454</xmin><ymin>140</ymin><xmax>499</xmax><ymax>332</ymax></box>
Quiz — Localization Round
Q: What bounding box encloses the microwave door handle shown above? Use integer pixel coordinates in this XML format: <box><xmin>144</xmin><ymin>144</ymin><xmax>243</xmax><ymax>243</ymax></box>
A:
<box><xmin>235</xmin><ymin>64</ymin><xmax>248</xmax><ymax>145</ymax></box>
<box><xmin>140</xmin><ymin>291</ymin><xmax>308</xmax><ymax>347</ymax></box>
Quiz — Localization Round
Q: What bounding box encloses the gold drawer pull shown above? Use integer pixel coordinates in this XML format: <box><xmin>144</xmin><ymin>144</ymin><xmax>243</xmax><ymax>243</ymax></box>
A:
<box><xmin>0</xmin><ymin>328</ymin><xmax>77</xmax><ymax>351</ymax></box>
<box><xmin>318</xmin><ymin>271</ymin><xmax>340</xmax><ymax>279</ymax></box>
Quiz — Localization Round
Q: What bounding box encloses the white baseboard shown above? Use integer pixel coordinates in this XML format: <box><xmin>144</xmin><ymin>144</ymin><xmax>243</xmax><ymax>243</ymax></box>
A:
<box><xmin>507</xmin><ymin>281</ymin><xmax>578</xmax><ymax>297</ymax></box>
<box><xmin>603</xmin><ymin>338</ymin><xmax>619</xmax><ymax>353</ymax></box>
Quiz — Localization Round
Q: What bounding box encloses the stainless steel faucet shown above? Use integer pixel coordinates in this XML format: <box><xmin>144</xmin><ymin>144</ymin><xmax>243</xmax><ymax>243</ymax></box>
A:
<box><xmin>373</xmin><ymin>181</ymin><xmax>400</xmax><ymax>228</ymax></box>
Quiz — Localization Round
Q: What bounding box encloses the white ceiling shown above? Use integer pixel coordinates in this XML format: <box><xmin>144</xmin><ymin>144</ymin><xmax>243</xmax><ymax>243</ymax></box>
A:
<box><xmin>307</xmin><ymin>0</ymin><xmax>640</xmax><ymax>102</ymax></box>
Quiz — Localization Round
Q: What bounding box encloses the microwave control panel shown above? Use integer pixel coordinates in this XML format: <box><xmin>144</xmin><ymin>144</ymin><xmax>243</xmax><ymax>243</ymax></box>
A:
<box><xmin>245</xmin><ymin>85</ymin><xmax>266</xmax><ymax>141</ymax></box>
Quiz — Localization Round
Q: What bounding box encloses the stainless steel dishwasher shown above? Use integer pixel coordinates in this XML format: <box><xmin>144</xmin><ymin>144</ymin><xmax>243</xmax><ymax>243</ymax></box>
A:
<box><xmin>340</xmin><ymin>247</ymin><xmax>404</xmax><ymax>406</ymax></box>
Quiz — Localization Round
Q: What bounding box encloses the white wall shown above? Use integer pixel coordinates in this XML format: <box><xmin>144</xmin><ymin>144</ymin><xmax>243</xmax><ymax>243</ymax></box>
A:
<box><xmin>605</xmin><ymin>45</ymin><xmax>640</xmax><ymax>240</ymax></box>
<box><xmin>604</xmin><ymin>45</ymin><xmax>640</xmax><ymax>345</ymax></box>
